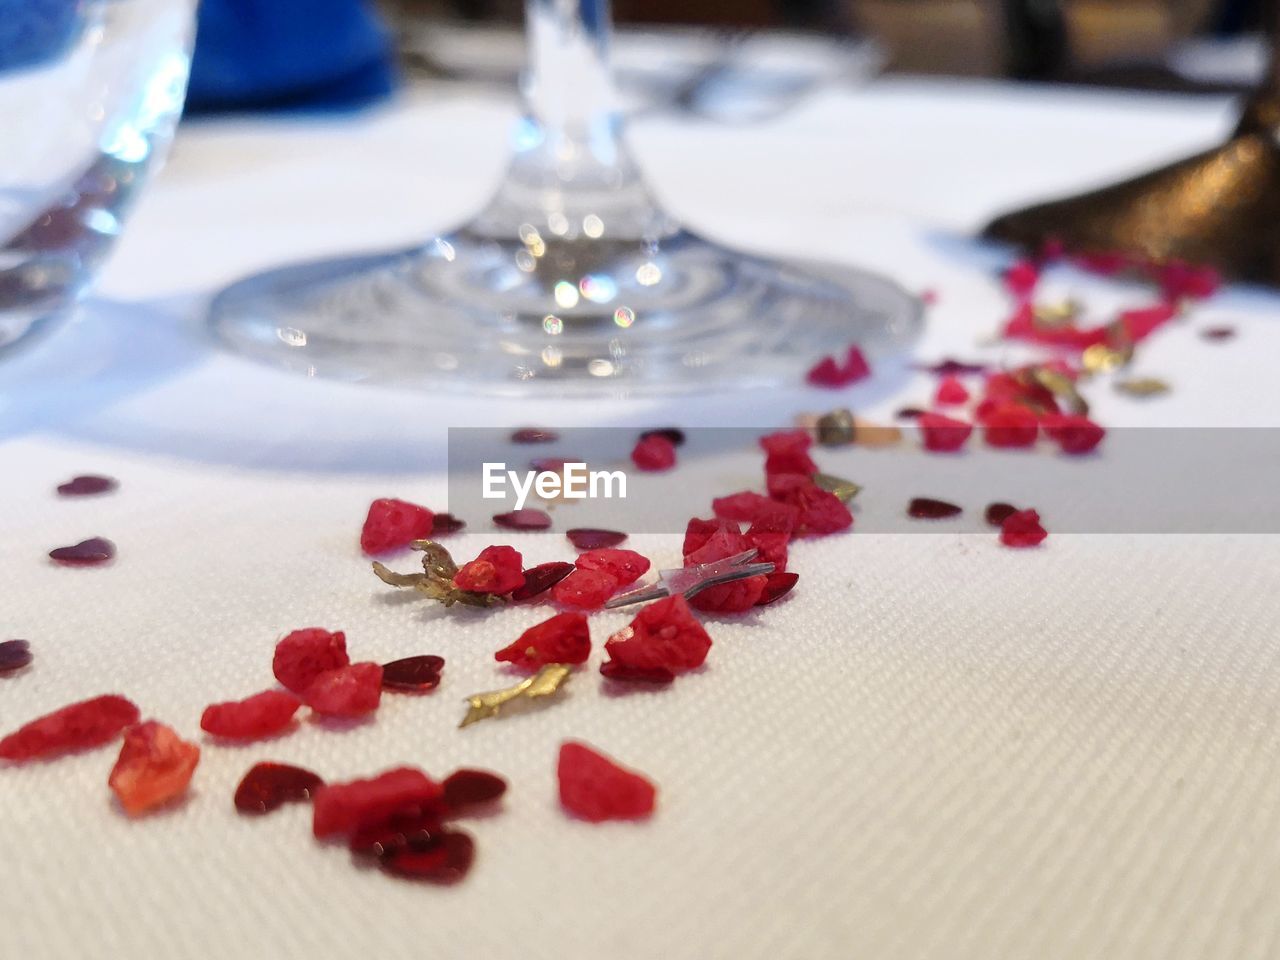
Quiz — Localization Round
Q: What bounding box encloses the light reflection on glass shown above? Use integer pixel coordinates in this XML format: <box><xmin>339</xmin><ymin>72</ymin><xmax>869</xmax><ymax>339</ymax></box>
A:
<box><xmin>579</xmin><ymin>273</ymin><xmax>616</xmax><ymax>303</ymax></box>
<box><xmin>542</xmin><ymin>314</ymin><xmax>564</xmax><ymax>334</ymax></box>
<box><xmin>541</xmin><ymin>346</ymin><xmax>562</xmax><ymax>367</ymax></box>
<box><xmin>553</xmin><ymin>282</ymin><xmax>579</xmax><ymax>308</ymax></box>
<box><xmin>588</xmin><ymin>358</ymin><xmax>615</xmax><ymax>377</ymax></box>
<box><xmin>583</xmin><ymin>214</ymin><xmax>604</xmax><ymax>238</ymax></box>
<box><xmin>635</xmin><ymin>262</ymin><xmax>661</xmax><ymax>286</ymax></box>
<box><xmin>277</xmin><ymin>327</ymin><xmax>307</xmax><ymax>346</ymax></box>
<box><xmin>613</xmin><ymin>306</ymin><xmax>634</xmax><ymax>327</ymax></box>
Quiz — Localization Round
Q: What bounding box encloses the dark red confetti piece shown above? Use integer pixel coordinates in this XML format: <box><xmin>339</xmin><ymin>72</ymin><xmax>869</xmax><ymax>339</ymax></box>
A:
<box><xmin>0</xmin><ymin>694</ymin><xmax>140</xmax><ymax>761</ymax></box>
<box><xmin>907</xmin><ymin>497</ymin><xmax>963</xmax><ymax>520</ymax></box>
<box><xmin>917</xmin><ymin>359</ymin><xmax>987</xmax><ymax>377</ymax></box>
<box><xmin>56</xmin><ymin>475</ymin><xmax>117</xmax><ymax>496</ymax></box>
<box><xmin>0</xmin><ymin>640</ymin><xmax>31</xmax><ymax>674</ymax></box>
<box><xmin>48</xmin><ymin>537</ymin><xmax>115</xmax><ymax>567</ymax></box>
<box><xmin>381</xmin><ymin>655</ymin><xmax>445</xmax><ymax>692</ymax></box>
<box><xmin>599</xmin><ymin>661</ymin><xmax>675</xmax><ymax>684</ymax></box>
<box><xmin>380</xmin><ymin>830</ymin><xmax>475</xmax><ymax>883</ymax></box>
<box><xmin>895</xmin><ymin>407</ymin><xmax>927</xmax><ymax>420</ymax></box>
<box><xmin>234</xmin><ymin>762</ymin><xmax>325</xmax><ymax>815</ymax></box>
<box><xmin>442</xmin><ymin>769</ymin><xmax>508</xmax><ymax>812</ymax></box>
<box><xmin>430</xmin><ymin>513</ymin><xmax>466</xmax><ymax>535</ymax></box>
<box><xmin>1201</xmin><ymin>326</ymin><xmax>1236</xmax><ymax>341</ymax></box>
<box><xmin>756</xmin><ymin>572</ymin><xmax>799</xmax><ymax>606</ymax></box>
<box><xmin>639</xmin><ymin>427</ymin><xmax>686</xmax><ymax>447</ymax></box>
<box><xmin>312</xmin><ymin>767</ymin><xmax>445</xmax><ymax>839</ymax></box>
<box><xmin>510</xmin><ymin>561</ymin><xmax>574</xmax><ymax>602</ymax></box>
<box><xmin>350</xmin><ymin>812</ymin><xmax>445</xmax><ymax>858</ymax></box>
<box><xmin>984</xmin><ymin>502</ymin><xmax>1018</xmax><ymax>527</ymax></box>
<box><xmin>493</xmin><ymin>508</ymin><xmax>552</xmax><ymax>531</ymax></box>
<box><xmin>510</xmin><ymin>427</ymin><xmax>559</xmax><ymax>443</ymax></box>
<box><xmin>566</xmin><ymin>528</ymin><xmax>628</xmax><ymax>550</ymax></box>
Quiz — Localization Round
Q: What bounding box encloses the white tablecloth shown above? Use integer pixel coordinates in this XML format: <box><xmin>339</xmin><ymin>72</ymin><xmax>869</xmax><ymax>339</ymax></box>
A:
<box><xmin>4</xmin><ymin>75</ymin><xmax>1280</xmax><ymax>960</ymax></box>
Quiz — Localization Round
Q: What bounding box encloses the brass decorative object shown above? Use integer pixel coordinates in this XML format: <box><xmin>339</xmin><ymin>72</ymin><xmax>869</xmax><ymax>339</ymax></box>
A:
<box><xmin>983</xmin><ymin>8</ymin><xmax>1280</xmax><ymax>286</ymax></box>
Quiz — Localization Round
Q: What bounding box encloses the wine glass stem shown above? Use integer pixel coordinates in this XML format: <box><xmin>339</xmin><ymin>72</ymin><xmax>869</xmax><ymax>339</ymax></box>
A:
<box><xmin>523</xmin><ymin>0</ymin><xmax>619</xmax><ymax>157</ymax></box>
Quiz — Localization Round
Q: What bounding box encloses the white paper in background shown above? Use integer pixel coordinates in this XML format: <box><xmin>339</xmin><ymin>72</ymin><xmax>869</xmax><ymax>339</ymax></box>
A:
<box><xmin>3</xmin><ymin>75</ymin><xmax>1280</xmax><ymax>960</ymax></box>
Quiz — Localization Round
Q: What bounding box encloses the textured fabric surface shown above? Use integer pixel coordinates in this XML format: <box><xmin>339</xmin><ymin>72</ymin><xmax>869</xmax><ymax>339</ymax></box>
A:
<box><xmin>4</xmin><ymin>77</ymin><xmax>1280</xmax><ymax>959</ymax></box>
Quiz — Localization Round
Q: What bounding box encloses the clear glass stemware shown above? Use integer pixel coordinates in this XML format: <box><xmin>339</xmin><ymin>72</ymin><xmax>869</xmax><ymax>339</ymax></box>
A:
<box><xmin>209</xmin><ymin>0</ymin><xmax>922</xmax><ymax>394</ymax></box>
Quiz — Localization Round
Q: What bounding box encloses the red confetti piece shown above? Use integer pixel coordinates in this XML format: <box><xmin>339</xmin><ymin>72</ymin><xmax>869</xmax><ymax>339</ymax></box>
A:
<box><xmin>756</xmin><ymin>571</ymin><xmax>799</xmax><ymax>606</ymax></box>
<box><xmin>360</xmin><ymin>498</ymin><xmax>434</xmax><ymax>556</ymax></box>
<box><xmin>746</xmin><ymin>512</ymin><xmax>792</xmax><ymax>573</ymax></box>
<box><xmin>1118</xmin><ymin>302</ymin><xmax>1177</xmax><ymax>341</ymax></box>
<box><xmin>805</xmin><ymin>344</ymin><xmax>872</xmax><ymax>389</ymax></box>
<box><xmin>1003</xmin><ymin>258</ymin><xmax>1040</xmax><ymax>299</ymax></box>
<box><xmin>682</xmin><ymin>516</ymin><xmax>738</xmax><ymax>557</ymax></box>
<box><xmin>510</xmin><ymin>561</ymin><xmax>574</xmax><ymax>602</ymax></box>
<box><xmin>631</xmin><ymin>434</ymin><xmax>677</xmax><ymax>471</ymax></box>
<box><xmin>1201</xmin><ymin>325</ymin><xmax>1236</xmax><ymax>341</ymax></box>
<box><xmin>0</xmin><ymin>639</ymin><xmax>32</xmax><ymax>674</ymax></box>
<box><xmin>766</xmin><ymin>474</ymin><xmax>853</xmax><ymax>536</ymax></box>
<box><xmin>492</xmin><ymin>508</ymin><xmax>552</xmax><ymax>531</ymax></box>
<box><xmin>918</xmin><ymin>412</ymin><xmax>973</xmax><ymax>453</ymax></box>
<box><xmin>558</xmin><ymin>741</ymin><xmax>657</xmax><ymax>822</ymax></box>
<box><xmin>441</xmin><ymin>769</ymin><xmax>508</xmax><ymax>813</ymax></box>
<box><xmin>510</xmin><ymin>427</ymin><xmax>558</xmax><ymax>443</ymax></box>
<box><xmin>1157</xmin><ymin>260</ymin><xmax>1220</xmax><ymax>302</ymax></box>
<box><xmin>495</xmin><ymin>611</ymin><xmax>591</xmax><ymax>670</ymax></box>
<box><xmin>760</xmin><ymin>429</ymin><xmax>817</xmax><ymax>476</ymax></box>
<box><xmin>108</xmin><ymin>721</ymin><xmax>200</xmax><ymax>816</ymax></box>
<box><xmin>312</xmin><ymin>767</ymin><xmax>444</xmax><ymax>839</ymax></box>
<box><xmin>907</xmin><ymin>497</ymin><xmax>963</xmax><ymax>519</ymax></box>
<box><xmin>200</xmin><ymin>690</ymin><xmax>302</xmax><ymax>740</ymax></box>
<box><xmin>0</xmin><ymin>694</ymin><xmax>139</xmax><ymax>762</ymax></box>
<box><xmin>235</xmin><ymin>762</ymin><xmax>324</xmax><ymax>815</ymax></box>
<box><xmin>551</xmin><ymin>568</ymin><xmax>619</xmax><ymax>610</ymax></box>
<box><xmin>1042</xmin><ymin>414</ymin><xmax>1106</xmax><ymax>454</ymax></box>
<box><xmin>48</xmin><ymin>536</ymin><xmax>115</xmax><ymax>567</ymax></box>
<box><xmin>934</xmin><ymin>375</ymin><xmax>969</xmax><ymax>406</ymax></box>
<box><xmin>712</xmin><ymin>491</ymin><xmax>800</xmax><ymax>530</ymax></box>
<box><xmin>684</xmin><ymin>523</ymin><xmax>767</xmax><ymax>612</ymax></box>
<box><xmin>984</xmin><ymin>502</ymin><xmax>1018</xmax><ymax>527</ymax></box>
<box><xmin>575</xmin><ymin>548</ymin><xmax>650</xmax><ymax>587</ymax></box>
<box><xmin>1000</xmin><ymin>508</ymin><xmax>1048</xmax><ymax>547</ymax></box>
<box><xmin>380</xmin><ymin>830</ymin><xmax>475</xmax><ymax>884</ymax></box>
<box><xmin>55</xmin><ymin>475</ymin><xmax>117</xmax><ymax>496</ymax></box>
<box><xmin>430</xmin><ymin>513</ymin><xmax>466</xmax><ymax>535</ymax></box>
<box><xmin>603</xmin><ymin>595</ymin><xmax>711</xmax><ymax>674</ymax></box>
<box><xmin>980</xmin><ymin>402</ymin><xmax>1039</xmax><ymax>448</ymax></box>
<box><xmin>381</xmin><ymin>655</ymin><xmax>445</xmax><ymax>692</ymax></box>
<box><xmin>566</xmin><ymin>528</ymin><xmax>628</xmax><ymax>550</ymax></box>
<box><xmin>273</xmin><ymin>628</ymin><xmax>349</xmax><ymax>695</ymax></box>
<box><xmin>454</xmin><ymin>545</ymin><xmax>525</xmax><ymax>594</ymax></box>
<box><xmin>301</xmin><ymin>662</ymin><xmax>383</xmax><ymax>718</ymax></box>
<box><xmin>895</xmin><ymin>406</ymin><xmax>927</xmax><ymax>420</ymax></box>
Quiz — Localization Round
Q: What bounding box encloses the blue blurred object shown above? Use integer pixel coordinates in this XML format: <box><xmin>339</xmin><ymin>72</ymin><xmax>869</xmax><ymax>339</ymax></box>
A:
<box><xmin>186</xmin><ymin>0</ymin><xmax>397</xmax><ymax>113</ymax></box>
<box><xmin>0</xmin><ymin>0</ymin><xmax>82</xmax><ymax>73</ymax></box>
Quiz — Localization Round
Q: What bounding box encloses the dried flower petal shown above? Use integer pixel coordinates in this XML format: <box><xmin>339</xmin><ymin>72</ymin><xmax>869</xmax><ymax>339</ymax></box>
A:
<box><xmin>631</xmin><ymin>434</ymin><xmax>677</xmax><ymax>471</ymax></box>
<box><xmin>558</xmin><ymin>741</ymin><xmax>656</xmax><ymax>822</ymax></box>
<box><xmin>907</xmin><ymin>497</ymin><xmax>962</xmax><ymax>519</ymax></box>
<box><xmin>235</xmin><ymin>762</ymin><xmax>324</xmax><ymax>815</ymax></box>
<box><xmin>510</xmin><ymin>561</ymin><xmax>574</xmax><ymax>602</ymax></box>
<box><xmin>273</xmin><ymin>628</ymin><xmax>349</xmax><ymax>695</ymax></box>
<box><xmin>56</xmin><ymin>475</ymin><xmax>117</xmax><ymax>497</ymax></box>
<box><xmin>381</xmin><ymin>655</ymin><xmax>445</xmax><ymax>692</ymax></box>
<box><xmin>493</xmin><ymin>508</ymin><xmax>552</xmax><ymax>531</ymax></box>
<box><xmin>454</xmin><ymin>545</ymin><xmax>525</xmax><ymax>594</ymax></box>
<box><xmin>0</xmin><ymin>694</ymin><xmax>139</xmax><ymax>761</ymax></box>
<box><xmin>459</xmin><ymin>663</ymin><xmax>573</xmax><ymax>728</ymax></box>
<box><xmin>360</xmin><ymin>498</ymin><xmax>434</xmax><ymax>556</ymax></box>
<box><xmin>0</xmin><ymin>639</ymin><xmax>32</xmax><ymax>674</ymax></box>
<box><xmin>566</xmin><ymin>528</ymin><xmax>628</xmax><ymax>550</ymax></box>
<box><xmin>1000</xmin><ymin>508</ymin><xmax>1048</xmax><ymax>548</ymax></box>
<box><xmin>108</xmin><ymin>721</ymin><xmax>200</xmax><ymax>816</ymax></box>
<box><xmin>201</xmin><ymin>690</ymin><xmax>302</xmax><ymax>740</ymax></box>
<box><xmin>918</xmin><ymin>413</ymin><xmax>972</xmax><ymax>453</ymax></box>
<box><xmin>495</xmin><ymin>612</ymin><xmax>591</xmax><ymax>670</ymax></box>
<box><xmin>48</xmin><ymin>537</ymin><xmax>115</xmax><ymax>567</ymax></box>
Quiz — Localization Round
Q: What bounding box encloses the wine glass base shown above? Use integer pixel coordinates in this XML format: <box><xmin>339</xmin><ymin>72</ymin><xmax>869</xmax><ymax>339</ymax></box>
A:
<box><xmin>209</xmin><ymin>227</ymin><xmax>923</xmax><ymax>395</ymax></box>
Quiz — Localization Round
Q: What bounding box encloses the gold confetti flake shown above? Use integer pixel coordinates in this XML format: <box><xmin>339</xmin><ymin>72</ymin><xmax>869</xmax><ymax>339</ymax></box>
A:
<box><xmin>1027</xmin><ymin>366</ymin><xmax>1089</xmax><ymax>415</ymax></box>
<box><xmin>1114</xmin><ymin>377</ymin><xmax>1170</xmax><ymax>398</ymax></box>
<box><xmin>1081</xmin><ymin>342</ymin><xmax>1134</xmax><ymax>375</ymax></box>
<box><xmin>1032</xmin><ymin>299</ymin><xmax>1081</xmax><ymax>329</ymax></box>
<box><xmin>813</xmin><ymin>472</ymin><xmax>862</xmax><ymax>503</ymax></box>
<box><xmin>459</xmin><ymin>663</ymin><xmax>573</xmax><ymax>728</ymax></box>
<box><xmin>815</xmin><ymin>408</ymin><xmax>856</xmax><ymax>447</ymax></box>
